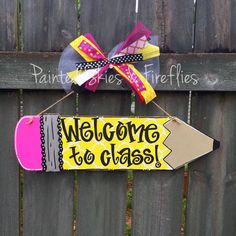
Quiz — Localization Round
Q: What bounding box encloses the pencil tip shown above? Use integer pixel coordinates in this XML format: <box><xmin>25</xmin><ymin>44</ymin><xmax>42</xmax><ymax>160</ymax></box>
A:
<box><xmin>213</xmin><ymin>139</ymin><xmax>220</xmax><ymax>150</ymax></box>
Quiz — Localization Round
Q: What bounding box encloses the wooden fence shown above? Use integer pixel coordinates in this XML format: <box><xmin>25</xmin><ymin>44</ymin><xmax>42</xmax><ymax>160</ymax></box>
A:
<box><xmin>0</xmin><ymin>0</ymin><xmax>236</xmax><ymax>235</ymax></box>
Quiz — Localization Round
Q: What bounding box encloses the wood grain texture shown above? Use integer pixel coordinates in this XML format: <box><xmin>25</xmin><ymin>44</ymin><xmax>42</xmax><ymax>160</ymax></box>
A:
<box><xmin>195</xmin><ymin>0</ymin><xmax>236</xmax><ymax>52</ymax></box>
<box><xmin>21</xmin><ymin>1</ymin><xmax>77</xmax><ymax>234</ymax></box>
<box><xmin>80</xmin><ymin>0</ymin><xmax>136</xmax><ymax>53</ymax></box>
<box><xmin>0</xmin><ymin>1</ymin><xmax>19</xmax><ymax>235</ymax></box>
<box><xmin>23</xmin><ymin>91</ymin><xmax>75</xmax><ymax>236</ymax></box>
<box><xmin>186</xmin><ymin>93</ymin><xmax>236</xmax><ymax>236</ymax></box>
<box><xmin>1</xmin><ymin>52</ymin><xmax>236</xmax><ymax>91</ymax></box>
<box><xmin>138</xmin><ymin>0</ymin><xmax>195</xmax><ymax>52</ymax></box>
<box><xmin>132</xmin><ymin>92</ymin><xmax>188</xmax><ymax>236</ymax></box>
<box><xmin>0</xmin><ymin>0</ymin><xmax>18</xmax><ymax>50</ymax></box>
<box><xmin>76</xmin><ymin>91</ymin><xmax>130</xmax><ymax>236</ymax></box>
<box><xmin>21</xmin><ymin>0</ymin><xmax>78</xmax><ymax>51</ymax></box>
<box><xmin>0</xmin><ymin>91</ymin><xmax>19</xmax><ymax>236</ymax></box>
<box><xmin>132</xmin><ymin>0</ymin><xmax>193</xmax><ymax>234</ymax></box>
<box><xmin>187</xmin><ymin>1</ymin><xmax>236</xmax><ymax>235</ymax></box>
<box><xmin>154</xmin><ymin>0</ymin><xmax>194</xmax><ymax>52</ymax></box>
<box><xmin>80</xmin><ymin>0</ymin><xmax>194</xmax><ymax>52</ymax></box>
<box><xmin>77</xmin><ymin>2</ymin><xmax>134</xmax><ymax>234</ymax></box>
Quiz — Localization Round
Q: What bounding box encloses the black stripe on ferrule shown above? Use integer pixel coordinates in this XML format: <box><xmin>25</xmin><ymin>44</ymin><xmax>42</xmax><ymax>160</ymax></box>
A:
<box><xmin>40</xmin><ymin>115</ymin><xmax>47</xmax><ymax>171</ymax></box>
<box><xmin>40</xmin><ymin>114</ymin><xmax>62</xmax><ymax>172</ymax></box>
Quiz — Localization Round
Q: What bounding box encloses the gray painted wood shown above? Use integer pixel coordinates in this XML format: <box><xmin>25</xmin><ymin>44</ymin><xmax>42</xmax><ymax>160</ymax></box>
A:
<box><xmin>1</xmin><ymin>52</ymin><xmax>236</xmax><ymax>91</ymax></box>
<box><xmin>0</xmin><ymin>2</ymin><xmax>19</xmax><ymax>234</ymax></box>
<box><xmin>132</xmin><ymin>92</ymin><xmax>188</xmax><ymax>236</ymax></box>
<box><xmin>0</xmin><ymin>0</ymin><xmax>18</xmax><ymax>50</ymax></box>
<box><xmin>186</xmin><ymin>93</ymin><xmax>236</xmax><ymax>236</ymax></box>
<box><xmin>80</xmin><ymin>0</ymin><xmax>136</xmax><ymax>53</ymax></box>
<box><xmin>23</xmin><ymin>91</ymin><xmax>75</xmax><ymax>236</ymax></box>
<box><xmin>155</xmin><ymin>0</ymin><xmax>194</xmax><ymax>53</ymax></box>
<box><xmin>132</xmin><ymin>0</ymin><xmax>193</xmax><ymax>234</ymax></box>
<box><xmin>0</xmin><ymin>91</ymin><xmax>19</xmax><ymax>236</ymax></box>
<box><xmin>21</xmin><ymin>1</ymin><xmax>77</xmax><ymax>234</ymax></box>
<box><xmin>186</xmin><ymin>1</ymin><xmax>236</xmax><ymax>235</ymax></box>
<box><xmin>76</xmin><ymin>1</ymin><xmax>134</xmax><ymax>234</ymax></box>
<box><xmin>42</xmin><ymin>115</ymin><xmax>61</xmax><ymax>172</ymax></box>
<box><xmin>141</xmin><ymin>0</ymin><xmax>194</xmax><ymax>52</ymax></box>
<box><xmin>77</xmin><ymin>170</ymin><xmax>128</xmax><ymax>236</ymax></box>
<box><xmin>21</xmin><ymin>0</ymin><xmax>77</xmax><ymax>51</ymax></box>
<box><xmin>195</xmin><ymin>0</ymin><xmax>236</xmax><ymax>52</ymax></box>
<box><xmin>76</xmin><ymin>91</ymin><xmax>131</xmax><ymax>236</ymax></box>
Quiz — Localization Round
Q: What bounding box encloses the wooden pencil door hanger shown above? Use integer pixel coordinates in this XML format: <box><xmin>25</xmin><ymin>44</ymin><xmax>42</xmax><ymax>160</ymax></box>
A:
<box><xmin>14</xmin><ymin>22</ymin><xmax>220</xmax><ymax>172</ymax></box>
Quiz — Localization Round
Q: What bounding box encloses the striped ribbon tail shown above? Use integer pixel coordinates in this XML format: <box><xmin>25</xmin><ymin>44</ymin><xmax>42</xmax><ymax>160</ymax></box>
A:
<box><xmin>76</xmin><ymin>54</ymin><xmax>144</xmax><ymax>70</ymax></box>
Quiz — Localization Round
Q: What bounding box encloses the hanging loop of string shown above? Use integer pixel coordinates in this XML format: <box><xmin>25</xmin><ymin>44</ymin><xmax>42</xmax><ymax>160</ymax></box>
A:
<box><xmin>151</xmin><ymin>100</ymin><xmax>180</xmax><ymax>123</ymax></box>
<box><xmin>25</xmin><ymin>90</ymin><xmax>179</xmax><ymax>124</ymax></box>
<box><xmin>26</xmin><ymin>91</ymin><xmax>74</xmax><ymax>124</ymax></box>
<box><xmin>26</xmin><ymin>1</ymin><xmax>176</xmax><ymax>125</ymax></box>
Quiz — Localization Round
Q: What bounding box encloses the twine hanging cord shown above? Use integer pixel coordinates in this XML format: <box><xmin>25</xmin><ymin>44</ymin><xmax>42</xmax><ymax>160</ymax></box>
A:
<box><xmin>26</xmin><ymin>92</ymin><xmax>180</xmax><ymax>124</ymax></box>
<box><xmin>151</xmin><ymin>100</ymin><xmax>180</xmax><ymax>123</ymax></box>
<box><xmin>26</xmin><ymin>91</ymin><xmax>74</xmax><ymax>124</ymax></box>
<box><xmin>26</xmin><ymin>1</ymin><xmax>179</xmax><ymax>124</ymax></box>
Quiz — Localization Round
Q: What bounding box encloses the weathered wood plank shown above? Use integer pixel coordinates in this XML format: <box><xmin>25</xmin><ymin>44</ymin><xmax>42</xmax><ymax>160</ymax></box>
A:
<box><xmin>1</xmin><ymin>52</ymin><xmax>236</xmax><ymax>91</ymax></box>
<box><xmin>0</xmin><ymin>0</ymin><xmax>18</xmax><ymax>50</ymax></box>
<box><xmin>139</xmin><ymin>0</ymin><xmax>194</xmax><ymax>52</ymax></box>
<box><xmin>21</xmin><ymin>1</ymin><xmax>77</xmax><ymax>235</ymax></box>
<box><xmin>195</xmin><ymin>0</ymin><xmax>236</xmax><ymax>52</ymax></box>
<box><xmin>80</xmin><ymin>0</ymin><xmax>136</xmax><ymax>52</ymax></box>
<box><xmin>76</xmin><ymin>1</ymin><xmax>133</xmax><ymax>234</ymax></box>
<box><xmin>0</xmin><ymin>91</ymin><xmax>19</xmax><ymax>236</ymax></box>
<box><xmin>23</xmin><ymin>91</ymin><xmax>75</xmax><ymax>236</ymax></box>
<box><xmin>132</xmin><ymin>0</ymin><xmax>194</xmax><ymax>232</ymax></box>
<box><xmin>21</xmin><ymin>0</ymin><xmax>77</xmax><ymax>51</ymax></box>
<box><xmin>160</xmin><ymin>0</ymin><xmax>194</xmax><ymax>52</ymax></box>
<box><xmin>76</xmin><ymin>91</ymin><xmax>130</xmax><ymax>236</ymax></box>
<box><xmin>186</xmin><ymin>1</ymin><xmax>236</xmax><ymax>235</ymax></box>
<box><xmin>186</xmin><ymin>92</ymin><xmax>236</xmax><ymax>236</ymax></box>
<box><xmin>132</xmin><ymin>0</ymin><xmax>193</xmax><ymax>234</ymax></box>
<box><xmin>0</xmin><ymin>0</ymin><xmax>19</xmax><ymax>234</ymax></box>
<box><xmin>132</xmin><ymin>92</ymin><xmax>188</xmax><ymax>236</ymax></box>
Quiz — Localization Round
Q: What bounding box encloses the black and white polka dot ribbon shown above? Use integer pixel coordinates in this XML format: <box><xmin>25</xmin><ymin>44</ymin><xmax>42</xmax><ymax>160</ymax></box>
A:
<box><xmin>76</xmin><ymin>54</ymin><xmax>143</xmax><ymax>70</ymax></box>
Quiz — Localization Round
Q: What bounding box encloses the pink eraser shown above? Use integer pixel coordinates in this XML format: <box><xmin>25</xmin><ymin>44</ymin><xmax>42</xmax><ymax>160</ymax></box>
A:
<box><xmin>15</xmin><ymin>115</ymin><xmax>42</xmax><ymax>171</ymax></box>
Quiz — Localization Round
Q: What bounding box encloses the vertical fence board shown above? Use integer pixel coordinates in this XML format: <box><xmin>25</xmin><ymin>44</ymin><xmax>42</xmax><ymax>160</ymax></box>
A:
<box><xmin>160</xmin><ymin>0</ymin><xmax>194</xmax><ymax>52</ymax></box>
<box><xmin>21</xmin><ymin>1</ymin><xmax>77</xmax><ymax>235</ymax></box>
<box><xmin>186</xmin><ymin>1</ymin><xmax>236</xmax><ymax>235</ymax></box>
<box><xmin>80</xmin><ymin>0</ymin><xmax>136</xmax><ymax>52</ymax></box>
<box><xmin>76</xmin><ymin>1</ymin><xmax>137</xmax><ymax>235</ymax></box>
<box><xmin>77</xmin><ymin>91</ymin><xmax>131</xmax><ymax>236</ymax></box>
<box><xmin>0</xmin><ymin>1</ymin><xmax>19</xmax><ymax>234</ymax></box>
<box><xmin>21</xmin><ymin>0</ymin><xmax>77</xmax><ymax>51</ymax></box>
<box><xmin>132</xmin><ymin>92</ymin><xmax>189</xmax><ymax>236</ymax></box>
<box><xmin>132</xmin><ymin>0</ymin><xmax>194</xmax><ymax>235</ymax></box>
<box><xmin>23</xmin><ymin>91</ymin><xmax>75</xmax><ymax>236</ymax></box>
<box><xmin>194</xmin><ymin>0</ymin><xmax>236</xmax><ymax>52</ymax></box>
<box><xmin>0</xmin><ymin>91</ymin><xmax>19</xmax><ymax>236</ymax></box>
<box><xmin>186</xmin><ymin>94</ymin><xmax>236</xmax><ymax>236</ymax></box>
<box><xmin>0</xmin><ymin>0</ymin><xmax>18</xmax><ymax>50</ymax></box>
<box><xmin>139</xmin><ymin>0</ymin><xmax>194</xmax><ymax>52</ymax></box>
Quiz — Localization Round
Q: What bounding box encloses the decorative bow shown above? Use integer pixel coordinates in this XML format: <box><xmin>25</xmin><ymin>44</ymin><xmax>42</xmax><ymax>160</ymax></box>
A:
<box><xmin>66</xmin><ymin>22</ymin><xmax>160</xmax><ymax>104</ymax></box>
